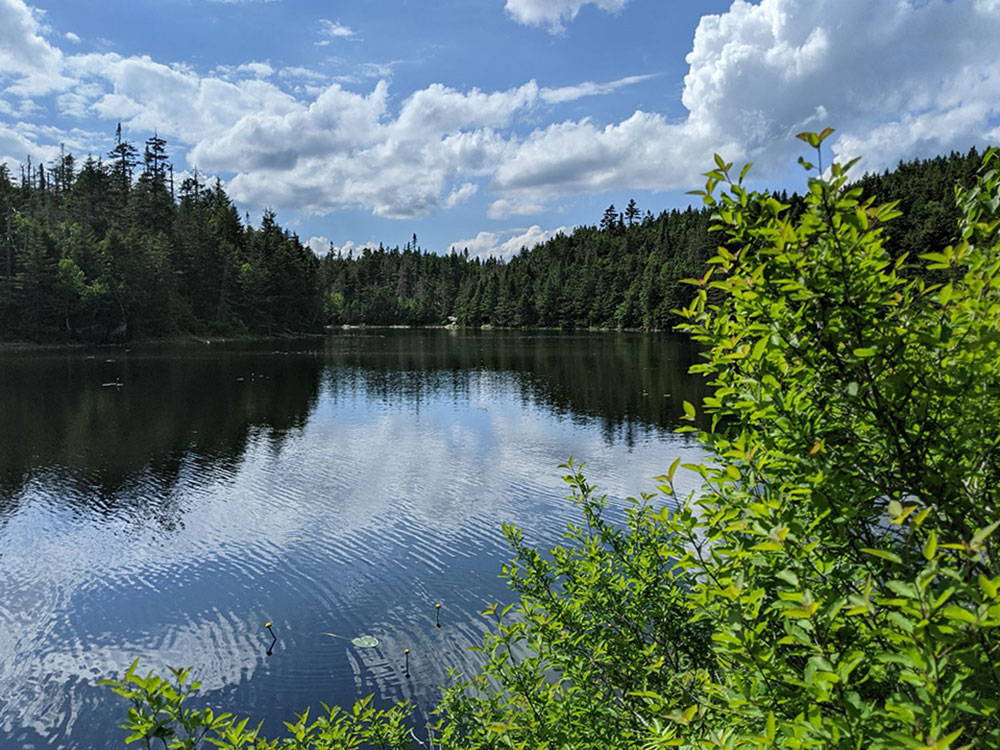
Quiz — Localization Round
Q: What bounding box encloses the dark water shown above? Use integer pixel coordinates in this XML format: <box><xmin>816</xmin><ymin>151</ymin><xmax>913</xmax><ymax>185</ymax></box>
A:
<box><xmin>0</xmin><ymin>330</ymin><xmax>706</xmax><ymax>749</ymax></box>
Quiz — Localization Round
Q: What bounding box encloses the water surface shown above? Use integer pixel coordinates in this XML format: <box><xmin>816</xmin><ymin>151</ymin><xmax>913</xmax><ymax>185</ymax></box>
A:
<box><xmin>0</xmin><ymin>330</ymin><xmax>706</xmax><ymax>748</ymax></box>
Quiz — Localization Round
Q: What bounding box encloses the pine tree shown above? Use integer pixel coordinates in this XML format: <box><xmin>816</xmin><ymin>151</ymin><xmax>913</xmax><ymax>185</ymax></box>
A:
<box><xmin>143</xmin><ymin>132</ymin><xmax>169</xmax><ymax>183</ymax></box>
<box><xmin>624</xmin><ymin>198</ymin><xmax>639</xmax><ymax>226</ymax></box>
<box><xmin>108</xmin><ymin>123</ymin><xmax>138</xmax><ymax>197</ymax></box>
<box><xmin>600</xmin><ymin>204</ymin><xmax>618</xmax><ymax>232</ymax></box>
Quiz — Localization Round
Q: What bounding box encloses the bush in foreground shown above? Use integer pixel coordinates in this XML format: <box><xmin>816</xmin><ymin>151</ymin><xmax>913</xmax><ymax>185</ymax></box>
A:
<box><xmin>108</xmin><ymin>134</ymin><xmax>1000</xmax><ymax>748</ymax></box>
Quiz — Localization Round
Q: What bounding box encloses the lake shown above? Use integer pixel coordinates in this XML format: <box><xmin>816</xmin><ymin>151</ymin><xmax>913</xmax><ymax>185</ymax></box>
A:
<box><xmin>0</xmin><ymin>330</ymin><xmax>706</xmax><ymax>749</ymax></box>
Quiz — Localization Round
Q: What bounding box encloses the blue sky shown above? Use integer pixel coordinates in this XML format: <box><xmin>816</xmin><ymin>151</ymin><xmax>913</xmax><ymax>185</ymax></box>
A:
<box><xmin>1</xmin><ymin>0</ymin><xmax>998</xmax><ymax>259</ymax></box>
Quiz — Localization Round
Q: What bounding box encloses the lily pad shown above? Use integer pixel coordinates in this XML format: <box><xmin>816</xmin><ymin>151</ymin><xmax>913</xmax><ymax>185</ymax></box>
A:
<box><xmin>351</xmin><ymin>635</ymin><xmax>379</xmax><ymax>648</ymax></box>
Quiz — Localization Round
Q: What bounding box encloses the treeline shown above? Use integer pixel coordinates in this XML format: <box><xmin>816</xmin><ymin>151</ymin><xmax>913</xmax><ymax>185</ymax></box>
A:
<box><xmin>320</xmin><ymin>147</ymin><xmax>987</xmax><ymax>329</ymax></box>
<box><xmin>319</xmin><ymin>207</ymin><xmax>713</xmax><ymax>329</ymax></box>
<box><xmin>0</xmin><ymin>135</ymin><xmax>987</xmax><ymax>341</ymax></box>
<box><xmin>0</xmin><ymin>128</ymin><xmax>320</xmax><ymax>342</ymax></box>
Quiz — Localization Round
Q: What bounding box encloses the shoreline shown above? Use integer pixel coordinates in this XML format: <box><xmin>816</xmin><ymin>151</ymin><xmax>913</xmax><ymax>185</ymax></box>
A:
<box><xmin>0</xmin><ymin>331</ymin><xmax>328</xmax><ymax>353</ymax></box>
<box><xmin>0</xmin><ymin>326</ymin><xmax>679</xmax><ymax>352</ymax></box>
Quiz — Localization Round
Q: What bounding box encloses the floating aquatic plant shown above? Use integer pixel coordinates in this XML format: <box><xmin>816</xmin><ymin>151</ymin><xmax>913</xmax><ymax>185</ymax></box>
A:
<box><xmin>323</xmin><ymin>632</ymin><xmax>379</xmax><ymax>648</ymax></box>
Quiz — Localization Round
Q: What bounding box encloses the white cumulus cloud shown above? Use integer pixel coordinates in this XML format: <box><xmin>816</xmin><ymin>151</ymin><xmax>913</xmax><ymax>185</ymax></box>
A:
<box><xmin>449</xmin><ymin>224</ymin><xmax>571</xmax><ymax>260</ymax></box>
<box><xmin>445</xmin><ymin>182</ymin><xmax>479</xmax><ymax>208</ymax></box>
<box><xmin>0</xmin><ymin>0</ymin><xmax>72</xmax><ymax>93</ymax></box>
<box><xmin>187</xmin><ymin>74</ymin><xmax>654</xmax><ymax>219</ymax></box>
<box><xmin>0</xmin><ymin>121</ymin><xmax>57</xmax><ymax>167</ymax></box>
<box><xmin>305</xmin><ymin>236</ymin><xmax>332</xmax><ymax>256</ymax></box>
<box><xmin>681</xmin><ymin>0</ymin><xmax>1000</xmax><ymax>170</ymax></box>
<box><xmin>492</xmin><ymin>0</ymin><xmax>1000</xmax><ymax>210</ymax></box>
<box><xmin>486</xmin><ymin>197</ymin><xmax>546</xmax><ymax>220</ymax></box>
<box><xmin>319</xmin><ymin>19</ymin><xmax>357</xmax><ymax>39</ymax></box>
<box><xmin>504</xmin><ymin>0</ymin><xmax>629</xmax><ymax>33</ymax></box>
<box><xmin>234</xmin><ymin>61</ymin><xmax>273</xmax><ymax>78</ymax></box>
<box><xmin>330</xmin><ymin>240</ymin><xmax>380</xmax><ymax>257</ymax></box>
<box><xmin>67</xmin><ymin>52</ymin><xmax>301</xmax><ymax>146</ymax></box>
<box><xmin>193</xmin><ymin>80</ymin><xmax>537</xmax><ymax>219</ymax></box>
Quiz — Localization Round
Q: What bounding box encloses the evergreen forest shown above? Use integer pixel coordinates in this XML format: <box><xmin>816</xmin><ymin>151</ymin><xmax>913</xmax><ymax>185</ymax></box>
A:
<box><xmin>0</xmin><ymin>128</ymin><xmax>988</xmax><ymax>341</ymax></box>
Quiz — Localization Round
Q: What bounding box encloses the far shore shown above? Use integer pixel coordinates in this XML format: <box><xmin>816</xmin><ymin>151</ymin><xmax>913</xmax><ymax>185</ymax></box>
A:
<box><xmin>0</xmin><ymin>325</ymin><xmax>675</xmax><ymax>353</ymax></box>
<box><xmin>0</xmin><ymin>332</ymin><xmax>327</xmax><ymax>353</ymax></box>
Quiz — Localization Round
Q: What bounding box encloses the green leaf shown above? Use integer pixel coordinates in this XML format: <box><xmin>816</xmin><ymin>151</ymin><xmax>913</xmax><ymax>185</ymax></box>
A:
<box><xmin>923</xmin><ymin>531</ymin><xmax>938</xmax><ymax>560</ymax></box>
<box><xmin>861</xmin><ymin>547</ymin><xmax>902</xmax><ymax>564</ymax></box>
<box><xmin>751</xmin><ymin>540</ymin><xmax>783</xmax><ymax>551</ymax></box>
<box><xmin>942</xmin><ymin>605</ymin><xmax>977</xmax><ymax>625</ymax></box>
<box><xmin>776</xmin><ymin>569</ymin><xmax>800</xmax><ymax>587</ymax></box>
<box><xmin>667</xmin><ymin>456</ymin><xmax>681</xmax><ymax>481</ymax></box>
<box><xmin>784</xmin><ymin>602</ymin><xmax>820</xmax><ymax>619</ymax></box>
<box><xmin>972</xmin><ymin>519</ymin><xmax>1000</xmax><ymax>546</ymax></box>
<box><xmin>924</xmin><ymin>727</ymin><xmax>963</xmax><ymax>749</ymax></box>
<box><xmin>796</xmin><ymin>131</ymin><xmax>820</xmax><ymax>148</ymax></box>
<box><xmin>887</xmin><ymin>580</ymin><xmax>918</xmax><ymax>599</ymax></box>
<box><xmin>979</xmin><ymin>575</ymin><xmax>999</xmax><ymax>600</ymax></box>
<box><xmin>682</xmin><ymin>400</ymin><xmax>696</xmax><ymax>421</ymax></box>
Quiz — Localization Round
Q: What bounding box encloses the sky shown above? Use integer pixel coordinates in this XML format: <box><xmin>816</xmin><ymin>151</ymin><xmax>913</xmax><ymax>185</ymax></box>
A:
<box><xmin>1</xmin><ymin>0</ymin><xmax>999</xmax><ymax>260</ymax></box>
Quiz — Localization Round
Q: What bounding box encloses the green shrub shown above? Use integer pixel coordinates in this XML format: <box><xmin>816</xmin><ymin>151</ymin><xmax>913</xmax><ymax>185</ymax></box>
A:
<box><xmin>101</xmin><ymin>661</ymin><xmax>413</xmax><ymax>749</ymax></box>
<box><xmin>108</xmin><ymin>135</ymin><xmax>1000</xmax><ymax>748</ymax></box>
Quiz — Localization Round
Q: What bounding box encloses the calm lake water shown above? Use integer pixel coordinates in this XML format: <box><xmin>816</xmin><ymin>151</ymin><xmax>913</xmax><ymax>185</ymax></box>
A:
<box><xmin>0</xmin><ymin>330</ymin><xmax>706</xmax><ymax>749</ymax></box>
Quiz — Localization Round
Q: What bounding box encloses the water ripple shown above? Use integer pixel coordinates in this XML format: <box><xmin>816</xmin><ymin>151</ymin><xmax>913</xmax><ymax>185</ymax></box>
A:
<box><xmin>0</xmin><ymin>335</ymin><xmax>705</xmax><ymax>748</ymax></box>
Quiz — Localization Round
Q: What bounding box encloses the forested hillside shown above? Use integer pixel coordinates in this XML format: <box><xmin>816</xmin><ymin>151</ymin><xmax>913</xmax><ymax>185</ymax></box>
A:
<box><xmin>320</xmin><ymin>147</ymin><xmax>986</xmax><ymax>328</ymax></box>
<box><xmin>320</xmin><ymin>205</ymin><xmax>713</xmax><ymax>329</ymax></box>
<box><xmin>0</xmin><ymin>129</ymin><xmax>320</xmax><ymax>342</ymax></box>
<box><xmin>0</xmin><ymin>132</ymin><xmax>987</xmax><ymax>341</ymax></box>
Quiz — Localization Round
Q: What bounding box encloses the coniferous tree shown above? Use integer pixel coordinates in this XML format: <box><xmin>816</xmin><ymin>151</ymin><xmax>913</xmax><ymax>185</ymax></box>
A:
<box><xmin>600</xmin><ymin>204</ymin><xmax>618</xmax><ymax>232</ymax></box>
<box><xmin>624</xmin><ymin>198</ymin><xmax>639</xmax><ymax>226</ymax></box>
<box><xmin>108</xmin><ymin>123</ymin><xmax>138</xmax><ymax>199</ymax></box>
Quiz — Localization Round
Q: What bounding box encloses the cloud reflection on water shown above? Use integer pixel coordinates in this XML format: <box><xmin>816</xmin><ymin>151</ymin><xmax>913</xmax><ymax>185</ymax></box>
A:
<box><xmin>0</xmin><ymin>332</ymin><xmax>706</xmax><ymax>747</ymax></box>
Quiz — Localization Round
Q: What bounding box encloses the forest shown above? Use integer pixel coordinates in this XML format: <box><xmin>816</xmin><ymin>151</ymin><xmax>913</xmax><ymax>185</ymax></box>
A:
<box><xmin>320</xmin><ymin>147</ymin><xmax>986</xmax><ymax>328</ymax></box>
<box><xmin>0</xmin><ymin>127</ymin><xmax>988</xmax><ymax>341</ymax></box>
<box><xmin>0</xmin><ymin>128</ymin><xmax>320</xmax><ymax>341</ymax></box>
